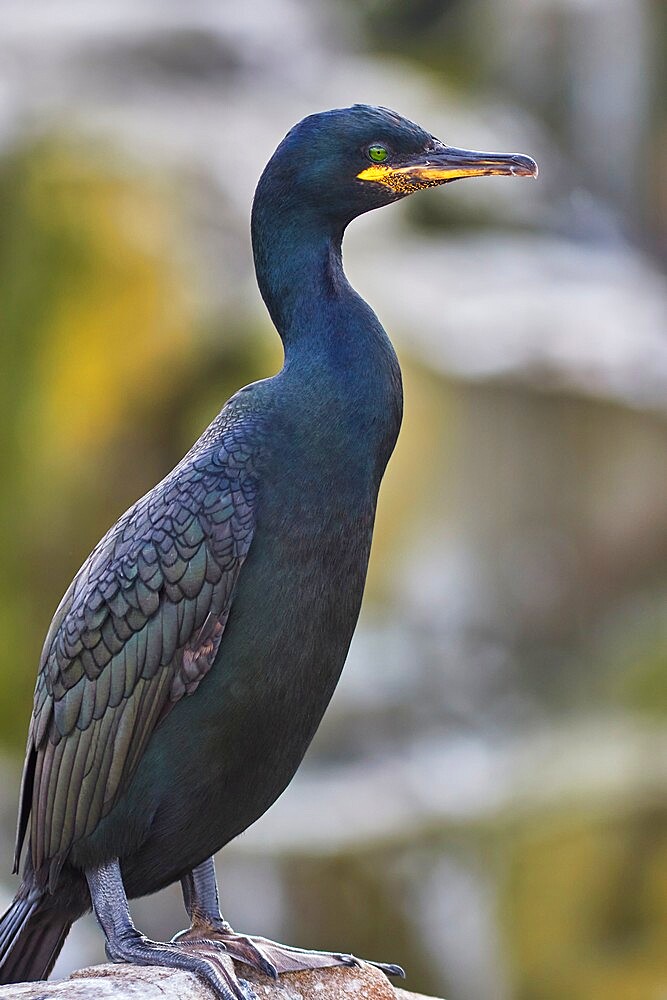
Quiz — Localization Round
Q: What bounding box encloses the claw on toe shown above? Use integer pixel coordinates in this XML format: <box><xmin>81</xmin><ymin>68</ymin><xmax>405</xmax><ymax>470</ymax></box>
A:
<box><xmin>255</xmin><ymin>956</ymin><xmax>279</xmax><ymax>981</ymax></box>
<box><xmin>377</xmin><ymin>962</ymin><xmax>406</xmax><ymax>979</ymax></box>
<box><xmin>336</xmin><ymin>955</ymin><xmax>405</xmax><ymax>979</ymax></box>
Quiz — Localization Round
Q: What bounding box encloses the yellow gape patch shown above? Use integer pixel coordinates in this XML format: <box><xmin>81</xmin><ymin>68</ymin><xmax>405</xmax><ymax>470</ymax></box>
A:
<box><xmin>357</xmin><ymin>159</ymin><xmax>537</xmax><ymax>194</ymax></box>
<box><xmin>356</xmin><ymin>163</ymin><xmax>439</xmax><ymax>194</ymax></box>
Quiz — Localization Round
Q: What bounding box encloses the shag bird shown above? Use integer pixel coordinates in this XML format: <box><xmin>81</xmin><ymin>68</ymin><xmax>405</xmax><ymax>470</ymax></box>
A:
<box><xmin>0</xmin><ymin>105</ymin><xmax>536</xmax><ymax>999</ymax></box>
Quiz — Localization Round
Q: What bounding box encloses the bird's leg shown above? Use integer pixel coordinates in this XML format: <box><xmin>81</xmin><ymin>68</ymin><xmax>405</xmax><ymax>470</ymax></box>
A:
<box><xmin>173</xmin><ymin>856</ymin><xmax>405</xmax><ymax>980</ymax></box>
<box><xmin>180</xmin><ymin>855</ymin><xmax>233</xmax><ymax>935</ymax></box>
<box><xmin>174</xmin><ymin>857</ymin><xmax>277</xmax><ymax>979</ymax></box>
<box><xmin>86</xmin><ymin>858</ymin><xmax>255</xmax><ymax>1000</ymax></box>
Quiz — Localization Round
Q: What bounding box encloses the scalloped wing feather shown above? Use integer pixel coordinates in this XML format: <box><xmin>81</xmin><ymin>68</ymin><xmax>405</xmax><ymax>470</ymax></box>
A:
<box><xmin>15</xmin><ymin>415</ymin><xmax>262</xmax><ymax>878</ymax></box>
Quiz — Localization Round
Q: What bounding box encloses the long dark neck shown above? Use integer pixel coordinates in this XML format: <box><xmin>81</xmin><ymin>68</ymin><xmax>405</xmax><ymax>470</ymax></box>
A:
<box><xmin>250</xmin><ymin>182</ymin><xmax>403</xmax><ymax>473</ymax></box>
<box><xmin>251</xmin><ymin>199</ymin><xmax>350</xmax><ymax>355</ymax></box>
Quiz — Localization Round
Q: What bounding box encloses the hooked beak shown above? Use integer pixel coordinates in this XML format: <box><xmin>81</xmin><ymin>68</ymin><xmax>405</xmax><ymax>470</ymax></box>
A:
<box><xmin>357</xmin><ymin>144</ymin><xmax>538</xmax><ymax>193</ymax></box>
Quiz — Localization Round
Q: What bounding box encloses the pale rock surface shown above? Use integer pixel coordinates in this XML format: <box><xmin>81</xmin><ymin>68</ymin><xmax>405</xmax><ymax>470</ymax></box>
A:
<box><xmin>0</xmin><ymin>961</ymin><xmax>445</xmax><ymax>1000</ymax></box>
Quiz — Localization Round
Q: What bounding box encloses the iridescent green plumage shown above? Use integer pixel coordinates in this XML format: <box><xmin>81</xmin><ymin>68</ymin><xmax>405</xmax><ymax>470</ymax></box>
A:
<box><xmin>18</xmin><ymin>406</ymin><xmax>262</xmax><ymax>882</ymax></box>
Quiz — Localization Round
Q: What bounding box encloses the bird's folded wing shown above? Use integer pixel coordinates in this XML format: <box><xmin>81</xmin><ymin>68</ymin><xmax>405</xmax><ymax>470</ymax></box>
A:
<box><xmin>15</xmin><ymin>427</ymin><xmax>260</xmax><ymax>881</ymax></box>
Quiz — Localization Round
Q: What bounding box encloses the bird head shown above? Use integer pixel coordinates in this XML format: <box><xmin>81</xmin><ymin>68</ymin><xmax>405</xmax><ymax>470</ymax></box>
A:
<box><xmin>257</xmin><ymin>104</ymin><xmax>537</xmax><ymax>227</ymax></box>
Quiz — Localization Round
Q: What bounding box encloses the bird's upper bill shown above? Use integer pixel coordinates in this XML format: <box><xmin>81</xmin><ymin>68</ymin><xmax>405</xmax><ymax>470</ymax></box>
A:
<box><xmin>357</xmin><ymin>144</ymin><xmax>538</xmax><ymax>193</ymax></box>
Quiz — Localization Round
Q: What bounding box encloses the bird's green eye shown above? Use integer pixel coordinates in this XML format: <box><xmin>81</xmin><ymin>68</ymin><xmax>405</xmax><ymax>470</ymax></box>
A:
<box><xmin>368</xmin><ymin>145</ymin><xmax>388</xmax><ymax>163</ymax></box>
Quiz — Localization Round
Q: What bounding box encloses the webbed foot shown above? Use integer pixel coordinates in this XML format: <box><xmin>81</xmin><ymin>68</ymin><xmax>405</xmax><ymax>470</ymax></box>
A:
<box><xmin>173</xmin><ymin>921</ymin><xmax>405</xmax><ymax>980</ymax></box>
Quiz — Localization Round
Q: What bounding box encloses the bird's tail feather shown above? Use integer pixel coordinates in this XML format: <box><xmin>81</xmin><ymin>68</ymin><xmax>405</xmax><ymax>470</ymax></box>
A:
<box><xmin>0</xmin><ymin>887</ymin><xmax>73</xmax><ymax>984</ymax></box>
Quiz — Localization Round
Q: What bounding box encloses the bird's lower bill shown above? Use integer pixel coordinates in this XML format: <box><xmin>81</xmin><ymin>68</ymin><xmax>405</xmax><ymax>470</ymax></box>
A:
<box><xmin>357</xmin><ymin>148</ymin><xmax>538</xmax><ymax>194</ymax></box>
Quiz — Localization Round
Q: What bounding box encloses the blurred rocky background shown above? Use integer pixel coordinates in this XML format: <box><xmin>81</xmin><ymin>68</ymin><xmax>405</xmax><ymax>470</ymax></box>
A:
<box><xmin>0</xmin><ymin>1</ymin><xmax>666</xmax><ymax>998</ymax></box>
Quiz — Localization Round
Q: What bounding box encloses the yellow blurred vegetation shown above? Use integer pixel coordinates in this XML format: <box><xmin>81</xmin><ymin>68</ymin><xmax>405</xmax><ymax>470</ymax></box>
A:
<box><xmin>507</xmin><ymin>805</ymin><xmax>667</xmax><ymax>999</ymax></box>
<box><xmin>28</xmin><ymin>152</ymin><xmax>191</xmax><ymax>467</ymax></box>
